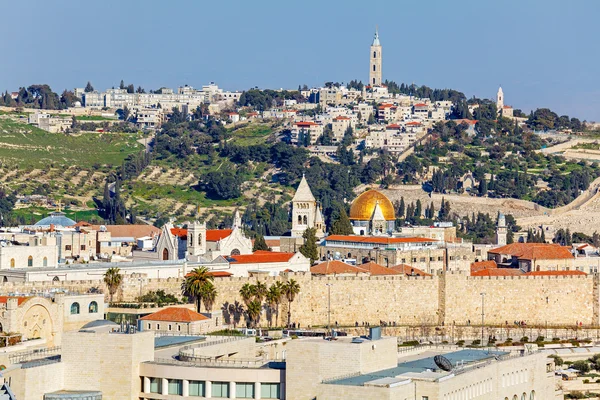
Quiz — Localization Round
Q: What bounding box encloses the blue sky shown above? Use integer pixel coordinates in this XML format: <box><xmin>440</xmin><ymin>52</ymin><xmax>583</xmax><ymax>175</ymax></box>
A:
<box><xmin>2</xmin><ymin>0</ymin><xmax>600</xmax><ymax>120</ymax></box>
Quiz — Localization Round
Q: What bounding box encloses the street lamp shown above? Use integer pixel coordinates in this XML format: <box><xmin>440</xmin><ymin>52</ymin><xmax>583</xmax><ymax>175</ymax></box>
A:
<box><xmin>326</xmin><ymin>283</ymin><xmax>333</xmax><ymax>337</ymax></box>
<box><xmin>480</xmin><ymin>292</ymin><xmax>486</xmax><ymax>348</ymax></box>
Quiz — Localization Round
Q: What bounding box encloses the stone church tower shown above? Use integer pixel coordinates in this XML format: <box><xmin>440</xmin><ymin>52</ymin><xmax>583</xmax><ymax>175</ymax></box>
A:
<box><xmin>496</xmin><ymin>212</ymin><xmax>507</xmax><ymax>246</ymax></box>
<box><xmin>187</xmin><ymin>220</ymin><xmax>206</xmax><ymax>257</ymax></box>
<box><xmin>496</xmin><ymin>86</ymin><xmax>504</xmax><ymax>113</ymax></box>
<box><xmin>291</xmin><ymin>175</ymin><xmax>325</xmax><ymax>238</ymax></box>
<box><xmin>369</xmin><ymin>28</ymin><xmax>382</xmax><ymax>86</ymax></box>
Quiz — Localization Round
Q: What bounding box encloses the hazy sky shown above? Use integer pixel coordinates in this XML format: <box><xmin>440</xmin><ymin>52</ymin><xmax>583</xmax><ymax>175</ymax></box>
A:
<box><xmin>2</xmin><ymin>0</ymin><xmax>600</xmax><ymax>120</ymax></box>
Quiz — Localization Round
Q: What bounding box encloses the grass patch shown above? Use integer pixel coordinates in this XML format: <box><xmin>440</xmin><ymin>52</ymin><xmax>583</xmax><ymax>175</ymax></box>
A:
<box><xmin>128</xmin><ymin>181</ymin><xmax>241</xmax><ymax>207</ymax></box>
<box><xmin>76</xmin><ymin>115</ymin><xmax>116</xmax><ymax>121</ymax></box>
<box><xmin>228</xmin><ymin>123</ymin><xmax>273</xmax><ymax>146</ymax></box>
<box><xmin>0</xmin><ymin>118</ymin><xmax>143</xmax><ymax>168</ymax></box>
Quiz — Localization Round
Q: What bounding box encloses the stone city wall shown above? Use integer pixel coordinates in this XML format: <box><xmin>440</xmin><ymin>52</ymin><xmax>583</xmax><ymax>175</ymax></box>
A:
<box><xmin>1</xmin><ymin>272</ymin><xmax>597</xmax><ymax>327</ymax></box>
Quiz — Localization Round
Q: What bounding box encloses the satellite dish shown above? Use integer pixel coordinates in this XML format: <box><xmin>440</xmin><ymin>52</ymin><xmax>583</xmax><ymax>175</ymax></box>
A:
<box><xmin>434</xmin><ymin>355</ymin><xmax>453</xmax><ymax>372</ymax></box>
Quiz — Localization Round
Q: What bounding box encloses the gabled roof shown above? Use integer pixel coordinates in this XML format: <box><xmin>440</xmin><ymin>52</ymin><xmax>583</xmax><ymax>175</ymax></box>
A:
<box><xmin>389</xmin><ymin>264</ymin><xmax>432</xmax><ymax>277</ymax></box>
<box><xmin>471</xmin><ymin>268</ymin><xmax>523</xmax><ymax>277</ymax></box>
<box><xmin>140</xmin><ymin>307</ymin><xmax>209</xmax><ymax>323</ymax></box>
<box><xmin>358</xmin><ymin>261</ymin><xmax>401</xmax><ymax>275</ymax></box>
<box><xmin>471</xmin><ymin>260</ymin><xmax>497</xmax><ymax>274</ymax></box>
<box><xmin>406</xmin><ymin>121</ymin><xmax>422</xmax><ymax>126</ymax></box>
<box><xmin>489</xmin><ymin>243</ymin><xmax>574</xmax><ymax>261</ymax></box>
<box><xmin>227</xmin><ymin>251</ymin><xmax>295</xmax><ymax>264</ymax></box>
<box><xmin>310</xmin><ymin>260</ymin><xmax>368</xmax><ymax>275</ymax></box>
<box><xmin>292</xmin><ymin>175</ymin><xmax>315</xmax><ymax>202</ymax></box>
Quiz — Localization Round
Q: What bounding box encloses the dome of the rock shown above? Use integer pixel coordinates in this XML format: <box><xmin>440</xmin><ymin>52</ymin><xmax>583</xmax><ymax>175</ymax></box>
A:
<box><xmin>349</xmin><ymin>190</ymin><xmax>395</xmax><ymax>221</ymax></box>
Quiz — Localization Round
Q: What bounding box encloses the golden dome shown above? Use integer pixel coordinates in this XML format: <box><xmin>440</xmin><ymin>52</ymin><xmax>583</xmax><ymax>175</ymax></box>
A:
<box><xmin>349</xmin><ymin>190</ymin><xmax>395</xmax><ymax>221</ymax></box>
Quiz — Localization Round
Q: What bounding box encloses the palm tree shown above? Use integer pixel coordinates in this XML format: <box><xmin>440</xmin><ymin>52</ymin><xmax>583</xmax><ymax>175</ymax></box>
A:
<box><xmin>254</xmin><ymin>280</ymin><xmax>268</xmax><ymax>303</ymax></box>
<box><xmin>265</xmin><ymin>289</ymin><xmax>278</xmax><ymax>327</ymax></box>
<box><xmin>283</xmin><ymin>279</ymin><xmax>301</xmax><ymax>328</ymax></box>
<box><xmin>239</xmin><ymin>283</ymin><xmax>255</xmax><ymax>306</ymax></box>
<box><xmin>200</xmin><ymin>281</ymin><xmax>217</xmax><ymax>312</ymax></box>
<box><xmin>103</xmin><ymin>267</ymin><xmax>123</xmax><ymax>303</ymax></box>
<box><xmin>246</xmin><ymin>300</ymin><xmax>262</xmax><ymax>328</ymax></box>
<box><xmin>273</xmin><ymin>281</ymin><xmax>285</xmax><ymax>327</ymax></box>
<box><xmin>181</xmin><ymin>266</ymin><xmax>214</xmax><ymax>313</ymax></box>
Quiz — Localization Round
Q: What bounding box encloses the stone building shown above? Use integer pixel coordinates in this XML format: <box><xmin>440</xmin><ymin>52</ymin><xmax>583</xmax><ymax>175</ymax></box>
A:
<box><xmin>0</xmin><ymin>235</ymin><xmax>58</xmax><ymax>270</ymax></box>
<box><xmin>369</xmin><ymin>28</ymin><xmax>382</xmax><ymax>86</ymax></box>
<box><xmin>139</xmin><ymin>307</ymin><xmax>214</xmax><ymax>335</ymax></box>
<box><xmin>290</xmin><ymin>175</ymin><xmax>325</xmax><ymax>238</ymax></box>
<box><xmin>487</xmin><ymin>242</ymin><xmax>574</xmax><ymax>272</ymax></box>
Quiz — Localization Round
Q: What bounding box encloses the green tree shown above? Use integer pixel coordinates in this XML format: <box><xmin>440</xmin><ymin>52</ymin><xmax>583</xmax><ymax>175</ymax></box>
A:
<box><xmin>181</xmin><ymin>266</ymin><xmax>214</xmax><ymax>313</ymax></box>
<box><xmin>246</xmin><ymin>300</ymin><xmax>262</xmax><ymax>328</ymax></box>
<box><xmin>299</xmin><ymin>227</ymin><xmax>319</xmax><ymax>264</ymax></box>
<box><xmin>253</xmin><ymin>281</ymin><xmax>268</xmax><ymax>303</ymax></box>
<box><xmin>283</xmin><ymin>279</ymin><xmax>301</xmax><ymax>328</ymax></box>
<box><xmin>200</xmin><ymin>281</ymin><xmax>217</xmax><ymax>312</ymax></box>
<box><xmin>253</xmin><ymin>234</ymin><xmax>270</xmax><ymax>251</ymax></box>
<box><xmin>572</xmin><ymin>360</ymin><xmax>590</xmax><ymax>374</ymax></box>
<box><xmin>85</xmin><ymin>81</ymin><xmax>94</xmax><ymax>92</ymax></box>
<box><xmin>330</xmin><ymin>207</ymin><xmax>353</xmax><ymax>235</ymax></box>
<box><xmin>103</xmin><ymin>267</ymin><xmax>123</xmax><ymax>303</ymax></box>
<box><xmin>239</xmin><ymin>283</ymin><xmax>255</xmax><ymax>307</ymax></box>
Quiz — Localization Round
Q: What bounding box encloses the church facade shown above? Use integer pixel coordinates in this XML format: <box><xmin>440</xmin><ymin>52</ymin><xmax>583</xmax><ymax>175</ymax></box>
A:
<box><xmin>155</xmin><ymin>210</ymin><xmax>253</xmax><ymax>261</ymax></box>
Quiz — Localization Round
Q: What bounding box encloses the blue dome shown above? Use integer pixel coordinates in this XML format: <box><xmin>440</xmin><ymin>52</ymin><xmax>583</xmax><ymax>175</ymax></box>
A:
<box><xmin>34</xmin><ymin>212</ymin><xmax>76</xmax><ymax>227</ymax></box>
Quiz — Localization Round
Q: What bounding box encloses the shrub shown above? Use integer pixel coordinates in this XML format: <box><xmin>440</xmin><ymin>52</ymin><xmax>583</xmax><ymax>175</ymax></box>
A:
<box><xmin>572</xmin><ymin>360</ymin><xmax>591</xmax><ymax>374</ymax></box>
<box><xmin>472</xmin><ymin>339</ymin><xmax>481</xmax><ymax>345</ymax></box>
<box><xmin>456</xmin><ymin>340</ymin><xmax>465</xmax><ymax>346</ymax></box>
<box><xmin>536</xmin><ymin>336</ymin><xmax>545</xmax><ymax>342</ymax></box>
<box><xmin>520</xmin><ymin>336</ymin><xmax>529</xmax><ymax>342</ymax></box>
<box><xmin>566</xmin><ymin>391</ymin><xmax>584</xmax><ymax>399</ymax></box>
<box><xmin>583</xmin><ymin>379</ymin><xmax>590</xmax><ymax>384</ymax></box>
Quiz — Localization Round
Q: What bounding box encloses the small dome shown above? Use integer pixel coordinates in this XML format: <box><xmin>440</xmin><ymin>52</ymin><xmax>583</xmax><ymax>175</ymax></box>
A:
<box><xmin>34</xmin><ymin>212</ymin><xmax>76</xmax><ymax>227</ymax></box>
<box><xmin>81</xmin><ymin>320</ymin><xmax>118</xmax><ymax>329</ymax></box>
<box><xmin>349</xmin><ymin>190</ymin><xmax>395</xmax><ymax>221</ymax></box>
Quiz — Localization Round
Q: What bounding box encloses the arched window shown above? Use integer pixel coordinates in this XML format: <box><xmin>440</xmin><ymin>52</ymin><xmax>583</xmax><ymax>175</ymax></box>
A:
<box><xmin>530</xmin><ymin>391</ymin><xmax>535</xmax><ymax>400</ymax></box>
<box><xmin>43</xmin><ymin>257</ymin><xmax>48</xmax><ymax>267</ymax></box>
<box><xmin>373</xmin><ymin>51</ymin><xmax>376</xmax><ymax>58</ymax></box>
<box><xmin>9</xmin><ymin>259</ymin><xmax>14</xmax><ymax>268</ymax></box>
<box><xmin>373</xmin><ymin>65</ymin><xmax>376</xmax><ymax>72</ymax></box>
<box><xmin>162</xmin><ymin>248</ymin><xmax>169</xmax><ymax>260</ymax></box>
<box><xmin>297</xmin><ymin>215</ymin><xmax>302</xmax><ymax>224</ymax></box>
<box><xmin>230</xmin><ymin>249</ymin><xmax>241</xmax><ymax>256</ymax></box>
<box><xmin>70</xmin><ymin>302</ymin><xmax>80</xmax><ymax>315</ymax></box>
<box><xmin>27</xmin><ymin>256</ymin><xmax>33</xmax><ymax>267</ymax></box>
<box><xmin>89</xmin><ymin>301</ymin><xmax>98</xmax><ymax>313</ymax></box>
<box><xmin>303</xmin><ymin>215</ymin><xmax>308</xmax><ymax>225</ymax></box>
<box><xmin>513</xmin><ymin>396</ymin><xmax>518</xmax><ymax>400</ymax></box>
<box><xmin>373</xmin><ymin>78</ymin><xmax>376</xmax><ymax>85</ymax></box>
<box><xmin>53</xmin><ymin>276</ymin><xmax>59</xmax><ymax>282</ymax></box>
<box><xmin>198</xmin><ymin>233</ymin><xmax>202</xmax><ymax>246</ymax></box>
<box><xmin>189</xmin><ymin>233</ymin><xmax>193</xmax><ymax>245</ymax></box>
<box><xmin>521</xmin><ymin>393</ymin><xmax>526</xmax><ymax>400</ymax></box>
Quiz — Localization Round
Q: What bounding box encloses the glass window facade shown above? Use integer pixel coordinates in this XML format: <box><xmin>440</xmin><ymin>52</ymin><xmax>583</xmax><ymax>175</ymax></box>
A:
<box><xmin>212</xmin><ymin>381</ymin><xmax>229</xmax><ymax>398</ymax></box>
<box><xmin>236</xmin><ymin>382</ymin><xmax>255</xmax><ymax>398</ymax></box>
<box><xmin>261</xmin><ymin>383</ymin><xmax>281</xmax><ymax>399</ymax></box>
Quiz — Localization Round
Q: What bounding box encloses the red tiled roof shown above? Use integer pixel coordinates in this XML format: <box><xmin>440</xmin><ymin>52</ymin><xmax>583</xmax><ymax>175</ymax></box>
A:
<box><xmin>0</xmin><ymin>296</ymin><xmax>29</xmax><ymax>305</ymax></box>
<box><xmin>296</xmin><ymin>121</ymin><xmax>319</xmax><ymax>126</ymax></box>
<box><xmin>334</xmin><ymin>116</ymin><xmax>351</xmax><ymax>120</ymax></box>
<box><xmin>170</xmin><ymin>228</ymin><xmax>232</xmax><ymax>242</ymax></box>
<box><xmin>310</xmin><ymin>260</ymin><xmax>368</xmax><ymax>275</ymax></box>
<box><xmin>326</xmin><ymin>235</ymin><xmax>436</xmax><ymax>245</ymax></box>
<box><xmin>471</xmin><ymin>260</ymin><xmax>497</xmax><ymax>274</ymax></box>
<box><xmin>503</xmin><ymin>105</ymin><xmax>512</xmax><ymax>109</ymax></box>
<box><xmin>414</xmin><ymin>103</ymin><xmax>428</xmax><ymax>107</ymax></box>
<box><xmin>228</xmin><ymin>251</ymin><xmax>295</xmax><ymax>264</ymax></box>
<box><xmin>471</xmin><ymin>268</ymin><xmax>523</xmax><ymax>277</ymax></box>
<box><xmin>489</xmin><ymin>243</ymin><xmax>574</xmax><ymax>261</ymax></box>
<box><xmin>206</xmin><ymin>229</ymin><xmax>232</xmax><ymax>242</ymax></box>
<box><xmin>389</xmin><ymin>264</ymin><xmax>432</xmax><ymax>277</ymax></box>
<box><xmin>358</xmin><ymin>261</ymin><xmax>401</xmax><ymax>275</ymax></box>
<box><xmin>525</xmin><ymin>270</ymin><xmax>587</xmax><ymax>276</ymax></box>
<box><xmin>378</xmin><ymin>103</ymin><xmax>394</xmax><ymax>108</ymax></box>
<box><xmin>406</xmin><ymin>121</ymin><xmax>421</xmax><ymax>126</ymax></box>
<box><xmin>90</xmin><ymin>224</ymin><xmax>160</xmax><ymax>239</ymax></box>
<box><xmin>386</xmin><ymin>124</ymin><xmax>402</xmax><ymax>129</ymax></box>
<box><xmin>140</xmin><ymin>307</ymin><xmax>209</xmax><ymax>322</ymax></box>
<box><xmin>207</xmin><ymin>271</ymin><xmax>233</xmax><ymax>277</ymax></box>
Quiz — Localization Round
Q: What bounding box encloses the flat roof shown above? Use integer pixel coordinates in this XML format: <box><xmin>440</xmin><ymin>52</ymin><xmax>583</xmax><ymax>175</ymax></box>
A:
<box><xmin>154</xmin><ymin>335</ymin><xmax>205</xmax><ymax>349</ymax></box>
<box><xmin>328</xmin><ymin>349</ymin><xmax>507</xmax><ymax>386</ymax></box>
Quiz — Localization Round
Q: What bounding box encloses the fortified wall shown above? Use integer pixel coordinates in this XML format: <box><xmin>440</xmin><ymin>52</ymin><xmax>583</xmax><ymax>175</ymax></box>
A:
<box><xmin>2</xmin><ymin>272</ymin><xmax>597</xmax><ymax>327</ymax></box>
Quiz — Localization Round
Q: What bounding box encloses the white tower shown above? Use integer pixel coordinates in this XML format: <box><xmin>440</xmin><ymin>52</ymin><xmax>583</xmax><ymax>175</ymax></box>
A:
<box><xmin>496</xmin><ymin>212</ymin><xmax>507</xmax><ymax>246</ymax></box>
<box><xmin>369</xmin><ymin>28</ymin><xmax>382</xmax><ymax>87</ymax></box>
<box><xmin>291</xmin><ymin>175</ymin><xmax>316</xmax><ymax>237</ymax></box>
<box><xmin>187</xmin><ymin>220</ymin><xmax>207</xmax><ymax>257</ymax></box>
<box><xmin>496</xmin><ymin>86</ymin><xmax>504</xmax><ymax>113</ymax></box>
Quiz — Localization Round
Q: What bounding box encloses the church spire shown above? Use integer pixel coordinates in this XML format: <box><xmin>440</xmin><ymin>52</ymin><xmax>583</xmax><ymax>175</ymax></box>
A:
<box><xmin>292</xmin><ymin>174</ymin><xmax>316</xmax><ymax>202</ymax></box>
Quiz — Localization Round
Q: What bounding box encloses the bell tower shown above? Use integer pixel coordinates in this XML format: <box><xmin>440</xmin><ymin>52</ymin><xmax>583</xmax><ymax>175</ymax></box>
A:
<box><xmin>369</xmin><ymin>27</ymin><xmax>382</xmax><ymax>87</ymax></box>
<box><xmin>187</xmin><ymin>220</ymin><xmax>206</xmax><ymax>256</ymax></box>
<box><xmin>496</xmin><ymin>86</ymin><xmax>504</xmax><ymax>114</ymax></box>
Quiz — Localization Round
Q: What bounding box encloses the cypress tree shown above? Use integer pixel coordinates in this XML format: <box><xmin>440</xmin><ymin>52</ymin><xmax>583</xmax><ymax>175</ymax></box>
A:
<box><xmin>253</xmin><ymin>234</ymin><xmax>270</xmax><ymax>251</ymax></box>
<box><xmin>330</xmin><ymin>207</ymin><xmax>353</xmax><ymax>235</ymax></box>
<box><xmin>299</xmin><ymin>228</ymin><xmax>319</xmax><ymax>264</ymax></box>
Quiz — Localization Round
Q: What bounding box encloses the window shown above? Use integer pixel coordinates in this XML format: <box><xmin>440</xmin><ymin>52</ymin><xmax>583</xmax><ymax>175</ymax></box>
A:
<box><xmin>373</xmin><ymin>51</ymin><xmax>376</xmax><ymax>58</ymax></box>
<box><xmin>81</xmin><ymin>245</ymin><xmax>86</xmax><ymax>250</ymax></box>
<box><xmin>53</xmin><ymin>276</ymin><xmax>59</xmax><ymax>282</ymax></box>
<box><xmin>168</xmin><ymin>379</ymin><xmax>183</xmax><ymax>395</ymax></box>
<box><xmin>168</xmin><ymin>324</ymin><xmax>172</xmax><ymax>331</ymax></box>
<box><xmin>149</xmin><ymin>377</ymin><xmax>162</xmax><ymax>393</ymax></box>
<box><xmin>156</xmin><ymin>323</ymin><xmax>160</xmax><ymax>330</ymax></box>
<box><xmin>178</xmin><ymin>325</ymin><xmax>181</xmax><ymax>332</ymax></box>
<box><xmin>521</xmin><ymin>393</ymin><xmax>526</xmax><ymax>400</ymax></box>
<box><xmin>70</xmin><ymin>302</ymin><xmax>80</xmax><ymax>315</ymax></box>
<box><xmin>88</xmin><ymin>301</ymin><xmax>98</xmax><ymax>313</ymax></box>
<box><xmin>9</xmin><ymin>259</ymin><xmax>14</xmax><ymax>268</ymax></box>
<box><xmin>261</xmin><ymin>383</ymin><xmax>280</xmax><ymax>399</ymax></box>
<box><xmin>212</xmin><ymin>382</ymin><xmax>229</xmax><ymax>398</ymax></box>
<box><xmin>236</xmin><ymin>382</ymin><xmax>255</xmax><ymax>398</ymax></box>
<box><xmin>189</xmin><ymin>233</ymin><xmax>193</xmax><ymax>245</ymax></box>
<box><xmin>422</xmin><ymin>397</ymin><xmax>429</xmax><ymax>400</ymax></box>
<box><xmin>27</xmin><ymin>256</ymin><xmax>33</xmax><ymax>267</ymax></box>
<box><xmin>43</xmin><ymin>257</ymin><xmax>48</xmax><ymax>267</ymax></box>
<box><xmin>147</xmin><ymin>323</ymin><xmax>151</xmax><ymax>329</ymax></box>
<box><xmin>189</xmin><ymin>380</ymin><xmax>205</xmax><ymax>396</ymax></box>
<box><xmin>65</xmin><ymin>245</ymin><xmax>72</xmax><ymax>251</ymax></box>
<box><xmin>530</xmin><ymin>391</ymin><xmax>535</xmax><ymax>400</ymax></box>
<box><xmin>373</xmin><ymin>65</ymin><xmax>376</xmax><ymax>72</ymax></box>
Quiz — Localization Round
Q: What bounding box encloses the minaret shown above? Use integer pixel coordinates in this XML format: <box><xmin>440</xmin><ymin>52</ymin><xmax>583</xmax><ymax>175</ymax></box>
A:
<box><xmin>369</xmin><ymin>27</ymin><xmax>382</xmax><ymax>87</ymax></box>
<box><xmin>496</xmin><ymin>86</ymin><xmax>504</xmax><ymax>113</ymax></box>
<box><xmin>496</xmin><ymin>212</ymin><xmax>507</xmax><ymax>246</ymax></box>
